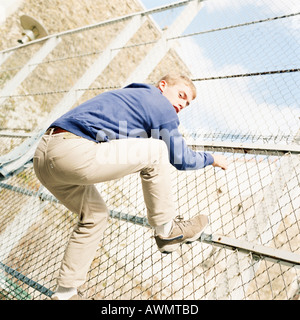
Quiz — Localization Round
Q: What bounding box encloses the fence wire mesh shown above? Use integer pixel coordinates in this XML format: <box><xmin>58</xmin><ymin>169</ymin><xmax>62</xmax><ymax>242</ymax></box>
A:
<box><xmin>0</xmin><ymin>0</ymin><xmax>299</xmax><ymax>300</ymax></box>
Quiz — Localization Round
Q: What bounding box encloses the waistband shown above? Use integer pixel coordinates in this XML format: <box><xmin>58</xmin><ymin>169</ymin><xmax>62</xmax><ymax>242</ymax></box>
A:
<box><xmin>44</xmin><ymin>127</ymin><xmax>82</xmax><ymax>139</ymax></box>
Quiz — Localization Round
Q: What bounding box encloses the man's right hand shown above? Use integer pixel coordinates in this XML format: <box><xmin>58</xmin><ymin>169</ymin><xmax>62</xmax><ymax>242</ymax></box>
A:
<box><xmin>212</xmin><ymin>154</ymin><xmax>228</xmax><ymax>170</ymax></box>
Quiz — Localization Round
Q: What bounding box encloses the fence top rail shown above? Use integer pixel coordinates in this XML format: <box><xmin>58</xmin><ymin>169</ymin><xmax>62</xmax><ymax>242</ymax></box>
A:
<box><xmin>190</xmin><ymin>140</ymin><xmax>300</xmax><ymax>154</ymax></box>
<box><xmin>0</xmin><ymin>0</ymin><xmax>203</xmax><ymax>55</ymax></box>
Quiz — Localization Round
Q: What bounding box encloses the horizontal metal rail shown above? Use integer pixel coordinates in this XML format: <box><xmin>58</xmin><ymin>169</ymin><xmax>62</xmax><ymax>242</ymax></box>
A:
<box><xmin>200</xmin><ymin>233</ymin><xmax>300</xmax><ymax>268</ymax></box>
<box><xmin>190</xmin><ymin>140</ymin><xmax>300</xmax><ymax>154</ymax></box>
<box><xmin>0</xmin><ymin>262</ymin><xmax>53</xmax><ymax>298</ymax></box>
<box><xmin>172</xmin><ymin>12</ymin><xmax>300</xmax><ymax>40</ymax></box>
<box><xmin>111</xmin><ymin>209</ymin><xmax>300</xmax><ymax>268</ymax></box>
<box><xmin>192</xmin><ymin>68</ymin><xmax>300</xmax><ymax>81</ymax></box>
<box><xmin>0</xmin><ymin>135</ymin><xmax>298</xmax><ymax>155</ymax></box>
<box><xmin>0</xmin><ymin>262</ymin><xmax>53</xmax><ymax>297</ymax></box>
<box><xmin>0</xmin><ymin>272</ymin><xmax>31</xmax><ymax>300</ymax></box>
<box><xmin>0</xmin><ymin>132</ymin><xmax>32</xmax><ymax>138</ymax></box>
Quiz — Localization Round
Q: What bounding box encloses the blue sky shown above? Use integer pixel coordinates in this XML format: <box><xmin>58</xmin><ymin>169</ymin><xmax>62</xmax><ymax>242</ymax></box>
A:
<box><xmin>141</xmin><ymin>0</ymin><xmax>300</xmax><ymax>142</ymax></box>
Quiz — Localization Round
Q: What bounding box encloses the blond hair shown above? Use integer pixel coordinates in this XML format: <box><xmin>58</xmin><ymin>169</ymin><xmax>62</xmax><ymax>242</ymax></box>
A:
<box><xmin>156</xmin><ymin>73</ymin><xmax>197</xmax><ymax>99</ymax></box>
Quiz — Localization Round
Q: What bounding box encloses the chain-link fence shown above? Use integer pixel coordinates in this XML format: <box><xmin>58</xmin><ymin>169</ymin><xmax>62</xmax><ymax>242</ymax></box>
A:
<box><xmin>0</xmin><ymin>0</ymin><xmax>299</xmax><ymax>300</ymax></box>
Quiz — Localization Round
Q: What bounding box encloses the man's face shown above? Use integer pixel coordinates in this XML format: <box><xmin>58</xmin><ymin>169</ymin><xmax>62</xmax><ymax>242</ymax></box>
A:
<box><xmin>158</xmin><ymin>80</ymin><xmax>194</xmax><ymax>113</ymax></box>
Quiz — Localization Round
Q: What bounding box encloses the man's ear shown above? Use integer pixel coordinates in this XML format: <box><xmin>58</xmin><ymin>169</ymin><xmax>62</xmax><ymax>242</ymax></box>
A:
<box><xmin>158</xmin><ymin>80</ymin><xmax>167</xmax><ymax>92</ymax></box>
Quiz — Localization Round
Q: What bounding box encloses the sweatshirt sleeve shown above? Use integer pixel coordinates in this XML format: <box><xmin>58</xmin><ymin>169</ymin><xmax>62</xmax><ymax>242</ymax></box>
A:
<box><xmin>152</xmin><ymin>121</ymin><xmax>214</xmax><ymax>171</ymax></box>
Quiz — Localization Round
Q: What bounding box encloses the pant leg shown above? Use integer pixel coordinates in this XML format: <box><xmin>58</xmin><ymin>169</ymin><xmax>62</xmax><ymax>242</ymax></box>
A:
<box><xmin>33</xmin><ymin>134</ymin><xmax>176</xmax><ymax>287</ymax></box>
<box><xmin>42</xmin><ymin>135</ymin><xmax>177</xmax><ymax>226</ymax></box>
<box><xmin>90</xmin><ymin>137</ymin><xmax>177</xmax><ymax>226</ymax></box>
<box><xmin>55</xmin><ymin>184</ymin><xmax>108</xmax><ymax>288</ymax></box>
<box><xmin>34</xmin><ymin>136</ymin><xmax>109</xmax><ymax>287</ymax></box>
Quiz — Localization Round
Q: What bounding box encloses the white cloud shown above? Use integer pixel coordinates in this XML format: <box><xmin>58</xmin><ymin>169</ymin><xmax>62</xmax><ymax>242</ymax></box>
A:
<box><xmin>175</xmin><ymin>36</ymin><xmax>299</xmax><ymax>139</ymax></box>
<box><xmin>203</xmin><ymin>0</ymin><xmax>299</xmax><ymax>15</ymax></box>
<box><xmin>176</xmin><ymin>36</ymin><xmax>248</xmax><ymax>79</ymax></box>
<box><xmin>255</xmin><ymin>0</ymin><xmax>300</xmax><ymax>31</ymax></box>
<box><xmin>203</xmin><ymin>0</ymin><xmax>245</xmax><ymax>13</ymax></box>
<box><xmin>254</xmin><ymin>0</ymin><xmax>300</xmax><ymax>16</ymax></box>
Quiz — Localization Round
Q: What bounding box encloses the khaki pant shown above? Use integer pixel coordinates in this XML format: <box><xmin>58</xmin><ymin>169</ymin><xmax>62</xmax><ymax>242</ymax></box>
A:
<box><xmin>33</xmin><ymin>131</ymin><xmax>176</xmax><ymax>287</ymax></box>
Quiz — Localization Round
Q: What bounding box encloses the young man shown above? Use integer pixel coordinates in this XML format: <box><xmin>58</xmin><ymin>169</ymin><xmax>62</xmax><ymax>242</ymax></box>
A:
<box><xmin>33</xmin><ymin>73</ymin><xmax>227</xmax><ymax>300</ymax></box>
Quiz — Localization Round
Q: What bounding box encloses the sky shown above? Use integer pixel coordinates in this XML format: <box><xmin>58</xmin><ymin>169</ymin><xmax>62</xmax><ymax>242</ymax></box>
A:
<box><xmin>141</xmin><ymin>0</ymin><xmax>300</xmax><ymax>143</ymax></box>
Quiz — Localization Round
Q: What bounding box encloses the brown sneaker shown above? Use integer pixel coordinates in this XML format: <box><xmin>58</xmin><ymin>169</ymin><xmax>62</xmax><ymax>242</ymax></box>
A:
<box><xmin>155</xmin><ymin>215</ymin><xmax>209</xmax><ymax>254</ymax></box>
